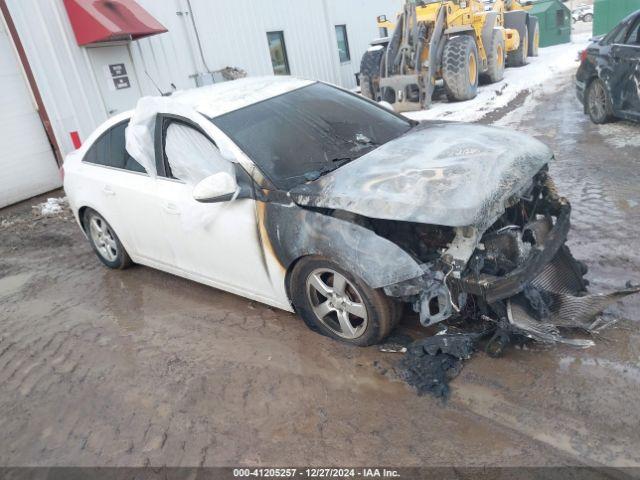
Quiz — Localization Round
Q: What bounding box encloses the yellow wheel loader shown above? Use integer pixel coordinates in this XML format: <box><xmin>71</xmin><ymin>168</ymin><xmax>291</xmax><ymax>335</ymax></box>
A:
<box><xmin>359</xmin><ymin>0</ymin><xmax>534</xmax><ymax>112</ymax></box>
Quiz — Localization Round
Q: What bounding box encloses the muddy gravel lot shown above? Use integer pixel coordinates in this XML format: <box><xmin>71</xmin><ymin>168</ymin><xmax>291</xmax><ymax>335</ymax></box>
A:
<box><xmin>1</xmin><ymin>74</ymin><xmax>640</xmax><ymax>469</ymax></box>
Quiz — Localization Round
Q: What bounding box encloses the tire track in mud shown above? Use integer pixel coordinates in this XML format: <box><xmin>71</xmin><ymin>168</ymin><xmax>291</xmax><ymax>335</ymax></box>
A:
<box><xmin>452</xmin><ymin>382</ymin><xmax>640</xmax><ymax>467</ymax></box>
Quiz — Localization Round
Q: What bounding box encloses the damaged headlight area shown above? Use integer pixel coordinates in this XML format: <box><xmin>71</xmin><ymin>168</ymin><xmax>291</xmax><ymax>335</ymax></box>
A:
<box><xmin>380</xmin><ymin>170</ymin><xmax>640</xmax><ymax>354</ymax></box>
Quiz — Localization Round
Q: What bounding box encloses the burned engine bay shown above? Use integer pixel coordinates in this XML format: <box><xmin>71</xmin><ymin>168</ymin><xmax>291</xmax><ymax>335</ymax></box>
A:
<box><xmin>321</xmin><ymin>168</ymin><xmax>640</xmax><ymax>397</ymax></box>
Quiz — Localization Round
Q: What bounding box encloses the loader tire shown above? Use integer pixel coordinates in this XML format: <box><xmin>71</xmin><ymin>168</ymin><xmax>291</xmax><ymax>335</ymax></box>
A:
<box><xmin>442</xmin><ymin>35</ymin><xmax>479</xmax><ymax>102</ymax></box>
<box><xmin>507</xmin><ymin>22</ymin><xmax>528</xmax><ymax>67</ymax></box>
<box><xmin>528</xmin><ymin>17</ymin><xmax>540</xmax><ymax>57</ymax></box>
<box><xmin>481</xmin><ymin>29</ymin><xmax>505</xmax><ymax>85</ymax></box>
<box><xmin>359</xmin><ymin>47</ymin><xmax>385</xmax><ymax>100</ymax></box>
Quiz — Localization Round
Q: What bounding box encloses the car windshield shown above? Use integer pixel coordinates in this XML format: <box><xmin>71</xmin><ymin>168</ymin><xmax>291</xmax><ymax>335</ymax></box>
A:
<box><xmin>210</xmin><ymin>82</ymin><xmax>413</xmax><ymax>190</ymax></box>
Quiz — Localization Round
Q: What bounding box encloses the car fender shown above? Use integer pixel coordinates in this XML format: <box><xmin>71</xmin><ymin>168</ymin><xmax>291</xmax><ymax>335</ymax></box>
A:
<box><xmin>258</xmin><ymin>200</ymin><xmax>424</xmax><ymax>290</ymax></box>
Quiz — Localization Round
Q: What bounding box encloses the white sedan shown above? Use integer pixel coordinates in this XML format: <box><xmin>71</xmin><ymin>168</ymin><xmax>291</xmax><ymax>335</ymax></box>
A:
<box><xmin>64</xmin><ymin>76</ymin><xmax>594</xmax><ymax>348</ymax></box>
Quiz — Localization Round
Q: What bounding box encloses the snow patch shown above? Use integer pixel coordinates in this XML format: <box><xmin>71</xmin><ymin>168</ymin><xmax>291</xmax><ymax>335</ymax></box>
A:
<box><xmin>404</xmin><ymin>33</ymin><xmax>591</xmax><ymax>123</ymax></box>
<box><xmin>34</xmin><ymin>197</ymin><xmax>67</xmax><ymax>216</ymax></box>
<box><xmin>597</xmin><ymin>122</ymin><xmax>640</xmax><ymax>149</ymax></box>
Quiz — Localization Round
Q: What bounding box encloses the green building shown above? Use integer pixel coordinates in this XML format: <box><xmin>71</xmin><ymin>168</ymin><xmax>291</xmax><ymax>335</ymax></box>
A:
<box><xmin>527</xmin><ymin>0</ymin><xmax>572</xmax><ymax>47</ymax></box>
<box><xmin>593</xmin><ymin>0</ymin><xmax>640</xmax><ymax>35</ymax></box>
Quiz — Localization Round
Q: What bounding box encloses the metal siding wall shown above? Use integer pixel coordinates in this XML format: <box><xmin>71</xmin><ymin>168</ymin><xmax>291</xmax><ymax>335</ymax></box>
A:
<box><xmin>327</xmin><ymin>0</ymin><xmax>403</xmax><ymax>89</ymax></box>
<box><xmin>187</xmin><ymin>0</ymin><xmax>339</xmax><ymax>82</ymax></box>
<box><xmin>6</xmin><ymin>0</ymin><xmax>400</xmax><ymax>161</ymax></box>
<box><xmin>6</xmin><ymin>0</ymin><xmax>105</xmax><ymax>156</ymax></box>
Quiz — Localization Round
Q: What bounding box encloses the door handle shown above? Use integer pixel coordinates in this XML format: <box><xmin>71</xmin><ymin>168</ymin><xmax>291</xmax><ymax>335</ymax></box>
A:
<box><xmin>163</xmin><ymin>203</ymin><xmax>180</xmax><ymax>215</ymax></box>
<box><xmin>102</xmin><ymin>186</ymin><xmax>115</xmax><ymax>196</ymax></box>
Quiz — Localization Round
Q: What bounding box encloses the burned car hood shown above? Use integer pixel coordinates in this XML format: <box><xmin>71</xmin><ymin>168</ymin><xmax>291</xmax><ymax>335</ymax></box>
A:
<box><xmin>289</xmin><ymin>122</ymin><xmax>552</xmax><ymax>228</ymax></box>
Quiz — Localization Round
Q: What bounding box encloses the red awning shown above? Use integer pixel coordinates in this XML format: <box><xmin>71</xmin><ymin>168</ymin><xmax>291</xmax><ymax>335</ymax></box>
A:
<box><xmin>63</xmin><ymin>0</ymin><xmax>167</xmax><ymax>46</ymax></box>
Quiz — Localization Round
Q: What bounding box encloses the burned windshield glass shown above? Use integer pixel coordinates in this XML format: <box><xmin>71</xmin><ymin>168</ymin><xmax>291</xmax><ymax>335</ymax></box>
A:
<box><xmin>210</xmin><ymin>82</ymin><xmax>412</xmax><ymax>189</ymax></box>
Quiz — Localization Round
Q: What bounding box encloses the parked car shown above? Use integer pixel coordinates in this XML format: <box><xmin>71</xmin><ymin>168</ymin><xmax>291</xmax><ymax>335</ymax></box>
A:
<box><xmin>572</xmin><ymin>5</ymin><xmax>593</xmax><ymax>23</ymax></box>
<box><xmin>64</xmin><ymin>76</ymin><xmax>592</xmax><ymax>347</ymax></box>
<box><xmin>576</xmin><ymin>10</ymin><xmax>640</xmax><ymax>124</ymax></box>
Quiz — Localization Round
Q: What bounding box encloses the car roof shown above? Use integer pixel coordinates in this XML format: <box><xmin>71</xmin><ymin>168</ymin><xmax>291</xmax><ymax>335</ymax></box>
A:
<box><xmin>171</xmin><ymin>76</ymin><xmax>315</xmax><ymax>118</ymax></box>
<box><xmin>71</xmin><ymin>76</ymin><xmax>316</xmax><ymax>162</ymax></box>
<box><xmin>111</xmin><ymin>76</ymin><xmax>315</xmax><ymax>124</ymax></box>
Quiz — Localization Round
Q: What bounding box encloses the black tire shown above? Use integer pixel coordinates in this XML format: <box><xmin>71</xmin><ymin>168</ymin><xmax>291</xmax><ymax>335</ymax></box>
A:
<box><xmin>507</xmin><ymin>23</ymin><xmax>528</xmax><ymax>67</ymax></box>
<box><xmin>586</xmin><ymin>78</ymin><xmax>614</xmax><ymax>124</ymax></box>
<box><xmin>359</xmin><ymin>47</ymin><xmax>385</xmax><ymax>100</ymax></box>
<box><xmin>442</xmin><ymin>35</ymin><xmax>479</xmax><ymax>102</ymax></box>
<box><xmin>481</xmin><ymin>29</ymin><xmax>505</xmax><ymax>84</ymax></box>
<box><xmin>583</xmin><ymin>13</ymin><xmax>593</xmax><ymax>23</ymax></box>
<box><xmin>289</xmin><ymin>256</ymin><xmax>398</xmax><ymax>347</ymax></box>
<box><xmin>83</xmin><ymin>208</ymin><xmax>132</xmax><ymax>270</ymax></box>
<box><xmin>528</xmin><ymin>17</ymin><xmax>540</xmax><ymax>57</ymax></box>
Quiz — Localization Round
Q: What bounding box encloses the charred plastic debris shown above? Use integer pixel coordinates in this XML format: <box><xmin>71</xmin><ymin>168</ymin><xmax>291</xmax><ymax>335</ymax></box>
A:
<box><xmin>368</xmin><ymin>170</ymin><xmax>640</xmax><ymax>397</ymax></box>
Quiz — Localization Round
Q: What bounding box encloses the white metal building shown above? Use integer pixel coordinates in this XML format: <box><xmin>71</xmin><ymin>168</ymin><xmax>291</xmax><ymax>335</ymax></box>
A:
<box><xmin>0</xmin><ymin>0</ymin><xmax>401</xmax><ymax>208</ymax></box>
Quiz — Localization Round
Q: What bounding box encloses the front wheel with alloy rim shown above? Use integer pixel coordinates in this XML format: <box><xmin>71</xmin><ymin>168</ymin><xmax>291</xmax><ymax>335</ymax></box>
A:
<box><xmin>586</xmin><ymin>78</ymin><xmax>614</xmax><ymax>124</ymax></box>
<box><xmin>289</xmin><ymin>256</ymin><xmax>398</xmax><ymax>346</ymax></box>
<box><xmin>83</xmin><ymin>209</ymin><xmax>132</xmax><ymax>269</ymax></box>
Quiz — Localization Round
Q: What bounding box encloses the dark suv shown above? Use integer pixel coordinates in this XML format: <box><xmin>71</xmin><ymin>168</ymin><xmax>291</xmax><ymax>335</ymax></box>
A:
<box><xmin>576</xmin><ymin>10</ymin><xmax>640</xmax><ymax>124</ymax></box>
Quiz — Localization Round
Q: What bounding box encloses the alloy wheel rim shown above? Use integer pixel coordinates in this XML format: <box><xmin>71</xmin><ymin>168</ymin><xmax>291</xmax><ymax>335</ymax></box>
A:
<box><xmin>89</xmin><ymin>215</ymin><xmax>118</xmax><ymax>262</ymax></box>
<box><xmin>590</xmin><ymin>82</ymin><xmax>606</xmax><ymax>119</ymax></box>
<box><xmin>305</xmin><ymin>268</ymin><xmax>368</xmax><ymax>340</ymax></box>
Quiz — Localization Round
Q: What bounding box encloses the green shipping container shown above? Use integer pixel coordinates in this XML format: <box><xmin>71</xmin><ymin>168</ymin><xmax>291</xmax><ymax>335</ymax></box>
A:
<box><xmin>527</xmin><ymin>0</ymin><xmax>572</xmax><ymax>47</ymax></box>
<box><xmin>593</xmin><ymin>0</ymin><xmax>640</xmax><ymax>35</ymax></box>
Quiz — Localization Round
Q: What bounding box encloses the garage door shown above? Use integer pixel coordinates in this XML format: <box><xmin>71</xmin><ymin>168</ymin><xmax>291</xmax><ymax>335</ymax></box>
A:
<box><xmin>0</xmin><ymin>15</ymin><xmax>60</xmax><ymax>209</ymax></box>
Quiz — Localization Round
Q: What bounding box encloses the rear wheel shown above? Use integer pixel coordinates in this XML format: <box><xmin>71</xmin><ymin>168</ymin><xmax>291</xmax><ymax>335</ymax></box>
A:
<box><xmin>481</xmin><ymin>29</ymin><xmax>505</xmax><ymax>84</ymax></box>
<box><xmin>583</xmin><ymin>13</ymin><xmax>593</xmax><ymax>22</ymax></box>
<box><xmin>586</xmin><ymin>78</ymin><xmax>614</xmax><ymax>124</ymax></box>
<box><xmin>83</xmin><ymin>209</ymin><xmax>132</xmax><ymax>269</ymax></box>
<box><xmin>442</xmin><ymin>35</ymin><xmax>479</xmax><ymax>102</ymax></box>
<box><xmin>507</xmin><ymin>23</ymin><xmax>528</xmax><ymax>67</ymax></box>
<box><xmin>359</xmin><ymin>47</ymin><xmax>385</xmax><ymax>101</ymax></box>
<box><xmin>289</xmin><ymin>256</ymin><xmax>398</xmax><ymax>346</ymax></box>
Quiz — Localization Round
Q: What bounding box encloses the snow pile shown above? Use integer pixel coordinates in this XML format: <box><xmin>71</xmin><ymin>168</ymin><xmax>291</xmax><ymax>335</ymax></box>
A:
<box><xmin>34</xmin><ymin>197</ymin><xmax>67</xmax><ymax>216</ymax></box>
<box><xmin>405</xmin><ymin>33</ymin><xmax>591</xmax><ymax>123</ymax></box>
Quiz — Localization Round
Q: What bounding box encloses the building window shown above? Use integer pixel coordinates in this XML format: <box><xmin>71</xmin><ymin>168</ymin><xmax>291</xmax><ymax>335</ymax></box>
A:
<box><xmin>335</xmin><ymin>25</ymin><xmax>351</xmax><ymax>63</ymax></box>
<box><xmin>267</xmin><ymin>31</ymin><xmax>290</xmax><ymax>75</ymax></box>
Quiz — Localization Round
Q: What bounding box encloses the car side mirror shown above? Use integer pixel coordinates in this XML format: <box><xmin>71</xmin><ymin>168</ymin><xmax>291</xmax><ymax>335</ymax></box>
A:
<box><xmin>193</xmin><ymin>171</ymin><xmax>239</xmax><ymax>203</ymax></box>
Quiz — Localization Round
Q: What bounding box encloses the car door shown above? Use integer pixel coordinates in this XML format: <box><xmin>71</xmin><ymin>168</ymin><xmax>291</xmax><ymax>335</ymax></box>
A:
<box><xmin>80</xmin><ymin>121</ymin><xmax>161</xmax><ymax>261</ymax></box>
<box><xmin>151</xmin><ymin>115</ymin><xmax>278</xmax><ymax>303</ymax></box>
<box><xmin>611</xmin><ymin>14</ymin><xmax>640</xmax><ymax>119</ymax></box>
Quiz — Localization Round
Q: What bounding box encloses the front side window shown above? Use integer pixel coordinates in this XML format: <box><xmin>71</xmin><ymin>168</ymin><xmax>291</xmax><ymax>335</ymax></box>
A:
<box><xmin>164</xmin><ymin>123</ymin><xmax>233</xmax><ymax>185</ymax></box>
<box><xmin>211</xmin><ymin>83</ymin><xmax>412</xmax><ymax>190</ymax></box>
<box><xmin>335</xmin><ymin>25</ymin><xmax>351</xmax><ymax>62</ymax></box>
<box><xmin>84</xmin><ymin>122</ymin><xmax>146</xmax><ymax>173</ymax></box>
<box><xmin>267</xmin><ymin>31</ymin><xmax>290</xmax><ymax>75</ymax></box>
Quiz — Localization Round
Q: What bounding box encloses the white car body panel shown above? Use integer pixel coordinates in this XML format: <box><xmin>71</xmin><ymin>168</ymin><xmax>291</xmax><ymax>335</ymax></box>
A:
<box><xmin>63</xmin><ymin>86</ymin><xmax>298</xmax><ymax>312</ymax></box>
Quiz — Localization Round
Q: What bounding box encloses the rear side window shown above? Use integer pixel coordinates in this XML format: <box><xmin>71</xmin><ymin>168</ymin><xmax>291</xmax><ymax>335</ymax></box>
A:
<box><xmin>84</xmin><ymin>122</ymin><xmax>146</xmax><ymax>173</ymax></box>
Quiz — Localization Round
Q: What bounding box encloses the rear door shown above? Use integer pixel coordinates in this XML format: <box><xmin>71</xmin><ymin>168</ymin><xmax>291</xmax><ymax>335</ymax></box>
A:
<box><xmin>80</xmin><ymin>121</ymin><xmax>159</xmax><ymax>260</ymax></box>
<box><xmin>612</xmin><ymin>14</ymin><xmax>640</xmax><ymax>119</ymax></box>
